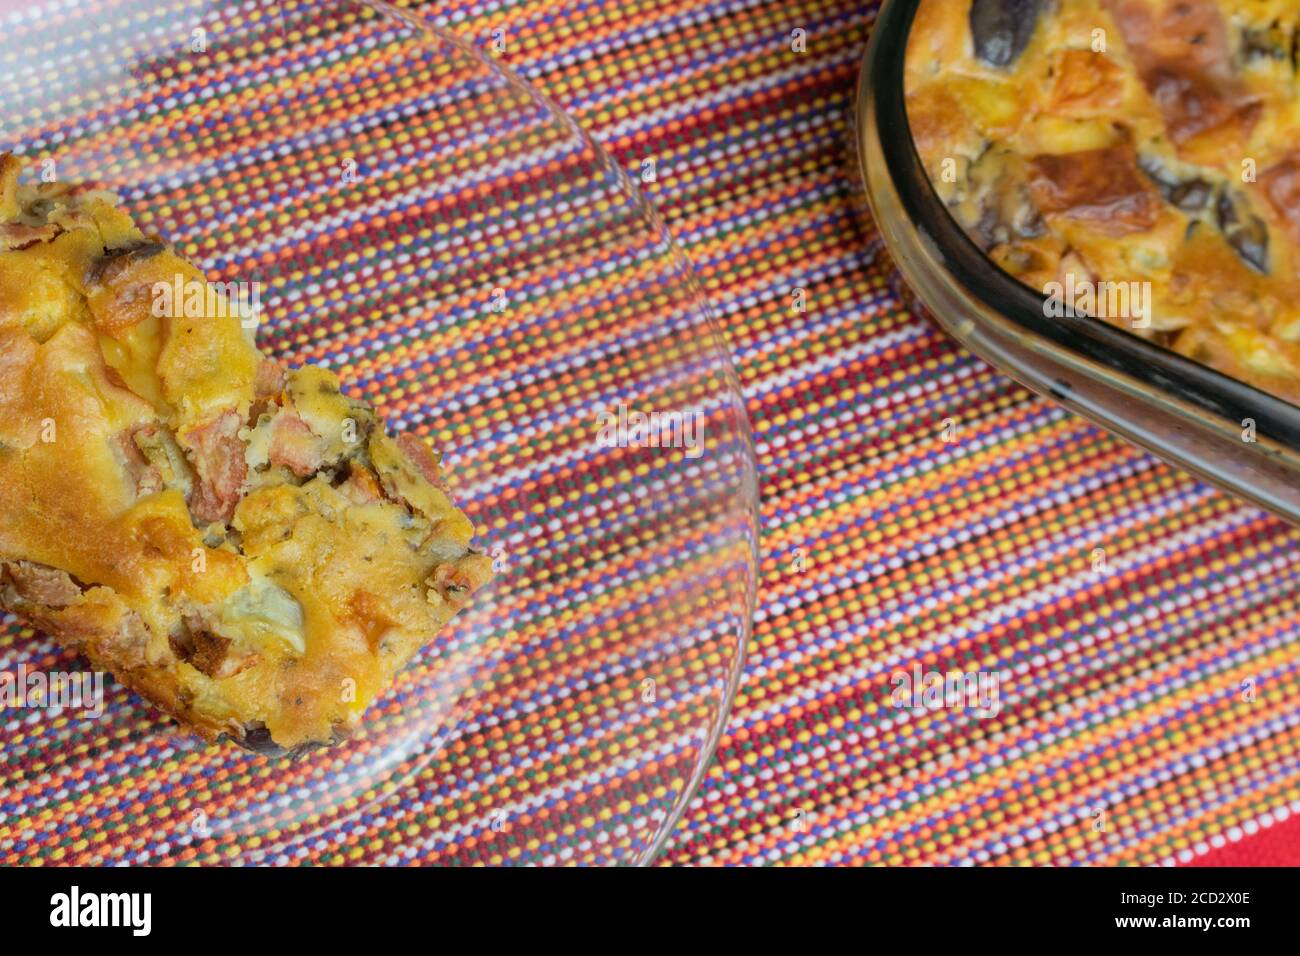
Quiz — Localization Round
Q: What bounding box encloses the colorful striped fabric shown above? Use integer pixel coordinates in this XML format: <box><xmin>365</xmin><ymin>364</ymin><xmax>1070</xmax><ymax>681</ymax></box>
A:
<box><xmin>2</xmin><ymin>0</ymin><xmax>1300</xmax><ymax>867</ymax></box>
<box><xmin>0</xmin><ymin>0</ymin><xmax>755</xmax><ymax>866</ymax></box>
<box><xmin>409</xmin><ymin>0</ymin><xmax>1300</xmax><ymax>865</ymax></box>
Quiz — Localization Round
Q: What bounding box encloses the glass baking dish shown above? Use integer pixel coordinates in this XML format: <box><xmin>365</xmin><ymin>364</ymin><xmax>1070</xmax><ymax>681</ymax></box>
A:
<box><xmin>855</xmin><ymin>0</ymin><xmax>1300</xmax><ymax>524</ymax></box>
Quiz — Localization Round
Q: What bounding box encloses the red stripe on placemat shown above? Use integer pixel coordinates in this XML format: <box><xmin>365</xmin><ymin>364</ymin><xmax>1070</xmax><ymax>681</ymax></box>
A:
<box><xmin>1184</xmin><ymin>812</ymin><xmax>1300</xmax><ymax>866</ymax></box>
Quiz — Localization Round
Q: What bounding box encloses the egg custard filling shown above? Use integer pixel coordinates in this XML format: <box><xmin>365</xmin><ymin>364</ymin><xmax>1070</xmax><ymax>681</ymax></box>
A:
<box><xmin>906</xmin><ymin>0</ymin><xmax>1300</xmax><ymax>405</ymax></box>
<box><xmin>0</xmin><ymin>153</ymin><xmax>491</xmax><ymax>753</ymax></box>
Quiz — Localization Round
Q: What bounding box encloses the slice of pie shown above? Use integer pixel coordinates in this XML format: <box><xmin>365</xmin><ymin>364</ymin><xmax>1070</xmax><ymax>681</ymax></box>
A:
<box><xmin>0</xmin><ymin>153</ymin><xmax>491</xmax><ymax>754</ymax></box>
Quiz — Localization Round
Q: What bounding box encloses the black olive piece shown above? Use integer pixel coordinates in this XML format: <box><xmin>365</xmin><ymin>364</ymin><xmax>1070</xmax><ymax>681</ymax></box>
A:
<box><xmin>1170</xmin><ymin>179</ymin><xmax>1214</xmax><ymax>211</ymax></box>
<box><xmin>970</xmin><ymin>0</ymin><xmax>1044</xmax><ymax>68</ymax></box>
<box><xmin>974</xmin><ymin>204</ymin><xmax>1008</xmax><ymax>249</ymax></box>
<box><xmin>1215</xmin><ymin>188</ymin><xmax>1270</xmax><ymax>274</ymax></box>
<box><xmin>1227</xmin><ymin>219</ymin><xmax>1270</xmax><ymax>274</ymax></box>
<box><xmin>225</xmin><ymin>722</ymin><xmax>346</xmax><ymax>759</ymax></box>
<box><xmin>231</xmin><ymin>723</ymin><xmax>284</xmax><ymax>755</ymax></box>
<box><xmin>1216</xmin><ymin>188</ymin><xmax>1239</xmax><ymax>229</ymax></box>
<box><xmin>1138</xmin><ymin>155</ymin><xmax>1212</xmax><ymax>212</ymax></box>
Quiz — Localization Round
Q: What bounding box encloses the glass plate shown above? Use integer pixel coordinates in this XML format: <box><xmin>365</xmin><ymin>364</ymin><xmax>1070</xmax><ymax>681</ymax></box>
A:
<box><xmin>0</xmin><ymin>0</ymin><xmax>757</xmax><ymax>866</ymax></box>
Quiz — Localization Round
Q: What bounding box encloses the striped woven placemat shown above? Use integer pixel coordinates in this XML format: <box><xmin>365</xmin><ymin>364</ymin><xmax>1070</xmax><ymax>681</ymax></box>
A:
<box><xmin>418</xmin><ymin>0</ymin><xmax>1300</xmax><ymax>865</ymax></box>
<box><xmin>4</xmin><ymin>0</ymin><xmax>1300</xmax><ymax>866</ymax></box>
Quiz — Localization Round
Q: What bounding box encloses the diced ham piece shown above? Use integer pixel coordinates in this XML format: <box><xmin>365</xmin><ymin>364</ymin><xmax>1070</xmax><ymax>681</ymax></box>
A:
<box><xmin>254</xmin><ymin>357</ymin><xmax>288</xmax><ymax>399</ymax></box>
<box><xmin>267</xmin><ymin>413</ymin><xmax>325</xmax><ymax>478</ymax></box>
<box><xmin>1</xmin><ymin>560</ymin><xmax>82</xmax><ymax>607</ymax></box>
<box><xmin>1028</xmin><ymin>146</ymin><xmax>1160</xmax><ymax>235</ymax></box>
<box><xmin>0</xmin><ymin>222</ymin><xmax>59</xmax><ymax>251</ymax></box>
<box><xmin>185</xmin><ymin>410</ymin><xmax>247</xmax><ymax>525</ymax></box>
<box><xmin>396</xmin><ymin>432</ymin><xmax>448</xmax><ymax>491</ymax></box>
<box><xmin>1261</xmin><ymin>155</ymin><xmax>1300</xmax><ymax>247</ymax></box>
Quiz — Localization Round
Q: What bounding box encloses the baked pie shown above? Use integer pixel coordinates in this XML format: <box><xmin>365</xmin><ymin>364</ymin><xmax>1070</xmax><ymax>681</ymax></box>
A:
<box><xmin>906</xmin><ymin>0</ymin><xmax>1300</xmax><ymax>405</ymax></box>
<box><xmin>0</xmin><ymin>153</ymin><xmax>491</xmax><ymax>754</ymax></box>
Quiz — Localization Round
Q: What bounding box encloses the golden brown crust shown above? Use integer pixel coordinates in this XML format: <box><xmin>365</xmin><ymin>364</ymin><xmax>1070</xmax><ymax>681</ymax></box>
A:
<box><xmin>0</xmin><ymin>153</ymin><xmax>491</xmax><ymax>751</ymax></box>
